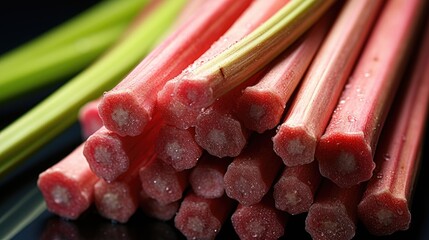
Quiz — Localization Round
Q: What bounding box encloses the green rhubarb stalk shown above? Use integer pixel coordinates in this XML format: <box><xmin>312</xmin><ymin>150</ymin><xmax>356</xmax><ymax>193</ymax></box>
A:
<box><xmin>0</xmin><ymin>24</ymin><xmax>126</xmax><ymax>102</ymax></box>
<box><xmin>0</xmin><ymin>0</ymin><xmax>187</xmax><ymax>179</ymax></box>
<box><xmin>184</xmin><ymin>0</ymin><xmax>336</xmax><ymax>107</ymax></box>
<box><xmin>0</xmin><ymin>0</ymin><xmax>149</xmax><ymax>70</ymax></box>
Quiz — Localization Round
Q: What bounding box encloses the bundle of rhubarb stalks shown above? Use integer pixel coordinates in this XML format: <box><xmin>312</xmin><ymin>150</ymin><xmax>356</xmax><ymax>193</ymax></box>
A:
<box><xmin>1</xmin><ymin>0</ymin><xmax>429</xmax><ymax>239</ymax></box>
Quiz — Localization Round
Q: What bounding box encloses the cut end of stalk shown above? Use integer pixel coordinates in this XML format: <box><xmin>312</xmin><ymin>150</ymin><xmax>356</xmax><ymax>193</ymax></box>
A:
<box><xmin>157</xmin><ymin>80</ymin><xmax>201</xmax><ymax>129</ymax></box>
<box><xmin>316</xmin><ymin>132</ymin><xmax>374</xmax><ymax>188</ymax></box>
<box><xmin>37</xmin><ymin>171</ymin><xmax>89</xmax><ymax>220</ymax></box>
<box><xmin>156</xmin><ymin>126</ymin><xmax>202</xmax><ymax>171</ymax></box>
<box><xmin>190</xmin><ymin>166</ymin><xmax>225</xmax><ymax>199</ymax></box>
<box><xmin>195</xmin><ymin>111</ymin><xmax>248</xmax><ymax>158</ymax></box>
<box><xmin>174</xmin><ymin>198</ymin><xmax>221</xmax><ymax>240</ymax></box>
<box><xmin>224</xmin><ymin>164</ymin><xmax>267</xmax><ymax>206</ymax></box>
<box><xmin>236</xmin><ymin>88</ymin><xmax>285</xmax><ymax>133</ymax></box>
<box><xmin>358</xmin><ymin>192</ymin><xmax>411</xmax><ymax>236</ymax></box>
<box><xmin>99</xmin><ymin>90</ymin><xmax>150</xmax><ymax>137</ymax></box>
<box><xmin>83</xmin><ymin>134</ymin><xmax>129</xmax><ymax>182</ymax></box>
<box><xmin>94</xmin><ymin>180</ymin><xmax>138</xmax><ymax>223</ymax></box>
<box><xmin>305</xmin><ymin>202</ymin><xmax>356</xmax><ymax>240</ymax></box>
<box><xmin>173</xmin><ymin>76</ymin><xmax>214</xmax><ymax>110</ymax></box>
<box><xmin>231</xmin><ymin>203</ymin><xmax>286</xmax><ymax>240</ymax></box>
<box><xmin>273</xmin><ymin>124</ymin><xmax>317</xmax><ymax>167</ymax></box>
<box><xmin>273</xmin><ymin>176</ymin><xmax>314</xmax><ymax>215</ymax></box>
<box><xmin>139</xmin><ymin>160</ymin><xmax>186</xmax><ymax>204</ymax></box>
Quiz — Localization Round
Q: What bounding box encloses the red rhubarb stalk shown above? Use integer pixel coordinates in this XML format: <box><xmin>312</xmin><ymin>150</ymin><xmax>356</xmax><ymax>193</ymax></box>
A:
<box><xmin>273</xmin><ymin>161</ymin><xmax>322</xmax><ymax>215</ymax></box>
<box><xmin>224</xmin><ymin>132</ymin><xmax>283</xmax><ymax>206</ymax></box>
<box><xmin>83</xmin><ymin>115</ymin><xmax>161</xmax><ymax>182</ymax></box>
<box><xmin>357</xmin><ymin>18</ymin><xmax>429</xmax><ymax>236</ymax></box>
<box><xmin>315</xmin><ymin>0</ymin><xmax>424</xmax><ymax>187</ymax></box>
<box><xmin>78</xmin><ymin>98</ymin><xmax>103</xmax><ymax>139</ymax></box>
<box><xmin>174</xmin><ymin>192</ymin><xmax>236</xmax><ymax>240</ymax></box>
<box><xmin>162</xmin><ymin>0</ymin><xmax>335</xmax><ymax>119</ymax></box>
<box><xmin>37</xmin><ymin>144</ymin><xmax>99</xmax><ymax>220</ymax></box>
<box><xmin>235</xmin><ymin>12</ymin><xmax>332</xmax><ymax>134</ymax></box>
<box><xmin>189</xmin><ymin>154</ymin><xmax>231</xmax><ymax>199</ymax></box>
<box><xmin>273</xmin><ymin>0</ymin><xmax>384</xmax><ymax>167</ymax></box>
<box><xmin>98</xmin><ymin>0</ymin><xmax>252</xmax><ymax>136</ymax></box>
<box><xmin>155</xmin><ymin>124</ymin><xmax>202</xmax><ymax>171</ymax></box>
<box><xmin>305</xmin><ymin>180</ymin><xmax>363</xmax><ymax>240</ymax></box>
<box><xmin>140</xmin><ymin>189</ymin><xmax>180</xmax><ymax>221</ymax></box>
<box><xmin>157</xmin><ymin>0</ymin><xmax>290</xmax><ymax>129</ymax></box>
<box><xmin>139</xmin><ymin>157</ymin><xmax>189</xmax><ymax>204</ymax></box>
<box><xmin>194</xmin><ymin>72</ymin><xmax>263</xmax><ymax>158</ymax></box>
<box><xmin>231</xmin><ymin>195</ymin><xmax>288</xmax><ymax>240</ymax></box>
<box><xmin>93</xmin><ymin>177</ymin><xmax>140</xmax><ymax>223</ymax></box>
<box><xmin>92</xmin><ymin>149</ymin><xmax>155</xmax><ymax>223</ymax></box>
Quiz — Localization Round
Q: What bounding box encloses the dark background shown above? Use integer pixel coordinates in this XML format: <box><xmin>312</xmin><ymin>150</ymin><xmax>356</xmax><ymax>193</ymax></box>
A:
<box><xmin>0</xmin><ymin>1</ymin><xmax>428</xmax><ymax>239</ymax></box>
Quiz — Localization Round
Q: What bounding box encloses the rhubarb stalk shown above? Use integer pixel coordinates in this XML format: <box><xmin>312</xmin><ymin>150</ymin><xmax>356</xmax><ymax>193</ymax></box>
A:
<box><xmin>273</xmin><ymin>161</ymin><xmax>322</xmax><ymax>215</ymax></box>
<box><xmin>224</xmin><ymin>132</ymin><xmax>283</xmax><ymax>206</ymax></box>
<box><xmin>316</xmin><ymin>0</ymin><xmax>424</xmax><ymax>187</ymax></box>
<box><xmin>235</xmin><ymin>11</ymin><xmax>332</xmax><ymax>134</ymax></box>
<box><xmin>357</xmin><ymin>17</ymin><xmax>429</xmax><ymax>235</ymax></box>
<box><xmin>157</xmin><ymin>0</ymin><xmax>290</xmax><ymax>129</ymax></box>
<box><xmin>98</xmin><ymin>0</ymin><xmax>252</xmax><ymax>136</ymax></box>
<box><xmin>78</xmin><ymin>98</ymin><xmax>103</xmax><ymax>139</ymax></box>
<box><xmin>174</xmin><ymin>192</ymin><xmax>235</xmax><ymax>240</ymax></box>
<box><xmin>155</xmin><ymin>124</ymin><xmax>203</xmax><ymax>171</ymax></box>
<box><xmin>189</xmin><ymin>154</ymin><xmax>231</xmax><ymax>199</ymax></box>
<box><xmin>163</xmin><ymin>0</ymin><xmax>335</xmax><ymax>117</ymax></box>
<box><xmin>139</xmin><ymin>158</ymin><xmax>189</xmax><ymax>205</ymax></box>
<box><xmin>273</xmin><ymin>0</ymin><xmax>384</xmax><ymax>167</ymax></box>
<box><xmin>231</xmin><ymin>195</ymin><xmax>288</xmax><ymax>240</ymax></box>
<box><xmin>37</xmin><ymin>144</ymin><xmax>99</xmax><ymax>220</ymax></box>
<box><xmin>83</xmin><ymin>116</ymin><xmax>161</xmax><ymax>182</ymax></box>
<box><xmin>305</xmin><ymin>180</ymin><xmax>363</xmax><ymax>240</ymax></box>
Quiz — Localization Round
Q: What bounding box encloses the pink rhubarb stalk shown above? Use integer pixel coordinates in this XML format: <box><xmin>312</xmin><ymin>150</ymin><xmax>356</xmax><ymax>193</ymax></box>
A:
<box><xmin>305</xmin><ymin>180</ymin><xmax>363</xmax><ymax>240</ymax></box>
<box><xmin>174</xmin><ymin>192</ymin><xmax>236</xmax><ymax>240</ymax></box>
<box><xmin>357</xmin><ymin>18</ymin><xmax>429</xmax><ymax>236</ymax></box>
<box><xmin>78</xmin><ymin>98</ymin><xmax>103</xmax><ymax>139</ymax></box>
<box><xmin>231</xmin><ymin>195</ymin><xmax>288</xmax><ymax>240</ymax></box>
<box><xmin>194</xmin><ymin>72</ymin><xmax>263</xmax><ymax>158</ymax></box>
<box><xmin>235</xmin><ymin>12</ymin><xmax>332</xmax><ymax>134</ymax></box>
<box><xmin>160</xmin><ymin>0</ymin><xmax>336</xmax><ymax>121</ymax></box>
<box><xmin>273</xmin><ymin>0</ymin><xmax>384</xmax><ymax>167</ymax></box>
<box><xmin>93</xmin><ymin>148</ymin><xmax>155</xmax><ymax>223</ymax></box>
<box><xmin>315</xmin><ymin>0</ymin><xmax>424</xmax><ymax>187</ymax></box>
<box><xmin>37</xmin><ymin>144</ymin><xmax>99</xmax><ymax>220</ymax></box>
<box><xmin>224</xmin><ymin>132</ymin><xmax>283</xmax><ymax>205</ymax></box>
<box><xmin>273</xmin><ymin>161</ymin><xmax>322</xmax><ymax>215</ymax></box>
<box><xmin>98</xmin><ymin>0</ymin><xmax>252</xmax><ymax>136</ymax></box>
<box><xmin>155</xmin><ymin>124</ymin><xmax>202</xmax><ymax>171</ymax></box>
<box><xmin>83</xmin><ymin>115</ymin><xmax>162</xmax><ymax>182</ymax></box>
<box><xmin>189</xmin><ymin>154</ymin><xmax>231</xmax><ymax>199</ymax></box>
<box><xmin>139</xmin><ymin>157</ymin><xmax>189</xmax><ymax>204</ymax></box>
<box><xmin>157</xmin><ymin>0</ymin><xmax>290</xmax><ymax>129</ymax></box>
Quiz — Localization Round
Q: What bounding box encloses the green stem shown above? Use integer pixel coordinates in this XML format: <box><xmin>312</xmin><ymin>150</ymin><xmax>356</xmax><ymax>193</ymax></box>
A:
<box><xmin>0</xmin><ymin>0</ymin><xmax>187</xmax><ymax>179</ymax></box>
<box><xmin>0</xmin><ymin>24</ymin><xmax>127</xmax><ymax>102</ymax></box>
<box><xmin>0</xmin><ymin>0</ymin><xmax>150</xmax><ymax>69</ymax></box>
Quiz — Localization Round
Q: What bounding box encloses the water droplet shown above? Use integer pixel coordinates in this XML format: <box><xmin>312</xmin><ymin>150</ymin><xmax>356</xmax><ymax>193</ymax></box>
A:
<box><xmin>339</xmin><ymin>99</ymin><xmax>346</xmax><ymax>105</ymax></box>
<box><xmin>376</xmin><ymin>173</ymin><xmax>383</xmax><ymax>179</ymax></box>
<box><xmin>347</xmin><ymin>115</ymin><xmax>357</xmax><ymax>123</ymax></box>
<box><xmin>383</xmin><ymin>153</ymin><xmax>391</xmax><ymax>161</ymax></box>
<box><xmin>364</xmin><ymin>72</ymin><xmax>371</xmax><ymax>78</ymax></box>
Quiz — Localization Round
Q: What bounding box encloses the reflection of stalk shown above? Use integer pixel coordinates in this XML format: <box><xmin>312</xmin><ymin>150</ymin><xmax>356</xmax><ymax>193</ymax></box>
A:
<box><xmin>0</xmin><ymin>187</ymin><xmax>46</xmax><ymax>240</ymax></box>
